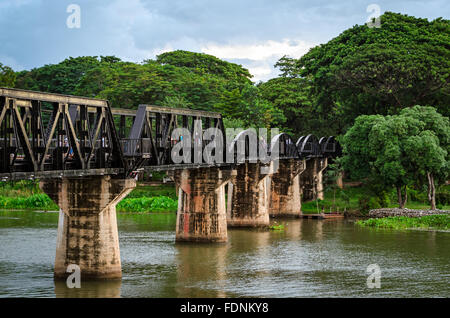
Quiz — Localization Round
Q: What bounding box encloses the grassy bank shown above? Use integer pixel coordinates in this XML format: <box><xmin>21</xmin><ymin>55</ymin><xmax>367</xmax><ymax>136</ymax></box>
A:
<box><xmin>117</xmin><ymin>196</ymin><xmax>177</xmax><ymax>213</ymax></box>
<box><xmin>116</xmin><ymin>183</ymin><xmax>178</xmax><ymax>213</ymax></box>
<box><xmin>0</xmin><ymin>181</ymin><xmax>59</xmax><ymax>210</ymax></box>
<box><xmin>1</xmin><ymin>180</ymin><xmax>448</xmax><ymax>214</ymax></box>
<box><xmin>0</xmin><ymin>180</ymin><xmax>177</xmax><ymax>213</ymax></box>
<box><xmin>356</xmin><ymin>214</ymin><xmax>450</xmax><ymax>231</ymax></box>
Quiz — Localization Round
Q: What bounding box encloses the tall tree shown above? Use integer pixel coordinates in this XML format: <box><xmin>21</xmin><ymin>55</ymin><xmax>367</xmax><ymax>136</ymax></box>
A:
<box><xmin>340</xmin><ymin>106</ymin><xmax>449</xmax><ymax>209</ymax></box>
<box><xmin>400</xmin><ymin>106</ymin><xmax>449</xmax><ymax>209</ymax></box>
<box><xmin>289</xmin><ymin>12</ymin><xmax>449</xmax><ymax>134</ymax></box>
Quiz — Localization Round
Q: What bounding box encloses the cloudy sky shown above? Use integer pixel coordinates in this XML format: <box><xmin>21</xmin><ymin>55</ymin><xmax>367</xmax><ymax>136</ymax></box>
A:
<box><xmin>0</xmin><ymin>0</ymin><xmax>448</xmax><ymax>82</ymax></box>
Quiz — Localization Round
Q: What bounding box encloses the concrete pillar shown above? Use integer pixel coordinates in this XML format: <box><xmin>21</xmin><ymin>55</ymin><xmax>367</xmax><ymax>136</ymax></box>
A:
<box><xmin>227</xmin><ymin>162</ymin><xmax>272</xmax><ymax>227</ymax></box>
<box><xmin>300</xmin><ymin>159</ymin><xmax>316</xmax><ymax>201</ymax></box>
<box><xmin>40</xmin><ymin>176</ymin><xmax>136</xmax><ymax>280</ymax></box>
<box><xmin>168</xmin><ymin>167</ymin><xmax>234</xmax><ymax>243</ymax></box>
<box><xmin>269</xmin><ymin>159</ymin><xmax>306</xmax><ymax>218</ymax></box>
<box><xmin>300</xmin><ymin>158</ymin><xmax>328</xmax><ymax>201</ymax></box>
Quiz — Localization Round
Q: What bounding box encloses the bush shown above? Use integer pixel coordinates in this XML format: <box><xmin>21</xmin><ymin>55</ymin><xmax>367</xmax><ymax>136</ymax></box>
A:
<box><xmin>357</xmin><ymin>215</ymin><xmax>450</xmax><ymax>230</ymax></box>
<box><xmin>0</xmin><ymin>194</ymin><xmax>58</xmax><ymax>210</ymax></box>
<box><xmin>117</xmin><ymin>196</ymin><xmax>177</xmax><ymax>212</ymax></box>
<box><xmin>376</xmin><ymin>191</ymin><xmax>392</xmax><ymax>207</ymax></box>
<box><xmin>358</xmin><ymin>196</ymin><xmax>381</xmax><ymax>214</ymax></box>
<box><xmin>408</xmin><ymin>188</ymin><xmax>428</xmax><ymax>203</ymax></box>
<box><xmin>435</xmin><ymin>192</ymin><xmax>449</xmax><ymax>206</ymax></box>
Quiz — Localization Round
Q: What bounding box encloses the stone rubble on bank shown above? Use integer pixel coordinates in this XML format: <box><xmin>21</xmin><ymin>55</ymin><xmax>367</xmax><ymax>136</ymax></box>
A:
<box><xmin>369</xmin><ymin>208</ymin><xmax>450</xmax><ymax>218</ymax></box>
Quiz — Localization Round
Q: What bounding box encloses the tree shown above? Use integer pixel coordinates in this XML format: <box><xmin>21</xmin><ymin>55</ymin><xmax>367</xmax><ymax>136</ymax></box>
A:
<box><xmin>340</xmin><ymin>106</ymin><xmax>449</xmax><ymax>209</ymax></box>
<box><xmin>341</xmin><ymin>114</ymin><xmax>418</xmax><ymax>208</ymax></box>
<box><xmin>286</xmin><ymin>12</ymin><xmax>449</xmax><ymax>134</ymax></box>
<box><xmin>15</xmin><ymin>56</ymin><xmax>121</xmax><ymax>94</ymax></box>
<box><xmin>0</xmin><ymin>63</ymin><xmax>16</xmax><ymax>87</ymax></box>
<box><xmin>155</xmin><ymin>50</ymin><xmax>252</xmax><ymax>87</ymax></box>
<box><xmin>400</xmin><ymin>106</ymin><xmax>449</xmax><ymax>209</ymax></box>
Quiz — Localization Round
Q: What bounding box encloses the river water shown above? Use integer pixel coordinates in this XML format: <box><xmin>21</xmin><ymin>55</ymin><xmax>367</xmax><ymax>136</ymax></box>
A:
<box><xmin>0</xmin><ymin>210</ymin><xmax>448</xmax><ymax>298</ymax></box>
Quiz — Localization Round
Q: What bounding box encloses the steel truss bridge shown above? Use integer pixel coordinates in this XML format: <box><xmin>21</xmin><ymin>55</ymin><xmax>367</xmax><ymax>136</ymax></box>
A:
<box><xmin>0</xmin><ymin>88</ymin><xmax>341</xmax><ymax>181</ymax></box>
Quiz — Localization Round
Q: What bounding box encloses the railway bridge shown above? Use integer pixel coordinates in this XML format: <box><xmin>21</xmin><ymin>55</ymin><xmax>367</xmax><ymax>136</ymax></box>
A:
<box><xmin>0</xmin><ymin>88</ymin><xmax>341</xmax><ymax>279</ymax></box>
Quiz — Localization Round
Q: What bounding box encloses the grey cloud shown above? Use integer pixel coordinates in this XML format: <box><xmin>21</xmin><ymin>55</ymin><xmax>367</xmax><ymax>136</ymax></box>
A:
<box><xmin>0</xmin><ymin>0</ymin><xmax>447</xmax><ymax>79</ymax></box>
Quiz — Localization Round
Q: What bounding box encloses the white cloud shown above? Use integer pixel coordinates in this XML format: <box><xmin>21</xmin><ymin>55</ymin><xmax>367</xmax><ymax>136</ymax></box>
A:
<box><xmin>202</xmin><ymin>39</ymin><xmax>316</xmax><ymax>61</ymax></box>
<box><xmin>201</xmin><ymin>39</ymin><xmax>317</xmax><ymax>81</ymax></box>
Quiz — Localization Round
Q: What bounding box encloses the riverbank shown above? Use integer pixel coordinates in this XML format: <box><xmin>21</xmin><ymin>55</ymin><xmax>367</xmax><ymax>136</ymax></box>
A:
<box><xmin>0</xmin><ymin>181</ymin><xmax>178</xmax><ymax>213</ymax></box>
<box><xmin>356</xmin><ymin>214</ymin><xmax>450</xmax><ymax>231</ymax></box>
<box><xmin>369</xmin><ymin>208</ymin><xmax>450</xmax><ymax>218</ymax></box>
<box><xmin>301</xmin><ymin>184</ymin><xmax>450</xmax><ymax>215</ymax></box>
<box><xmin>1</xmin><ymin>180</ymin><xmax>449</xmax><ymax>214</ymax></box>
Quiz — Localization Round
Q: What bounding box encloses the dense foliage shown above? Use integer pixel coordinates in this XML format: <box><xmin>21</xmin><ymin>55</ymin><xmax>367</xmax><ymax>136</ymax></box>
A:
<box><xmin>11</xmin><ymin>51</ymin><xmax>284</xmax><ymax>129</ymax></box>
<box><xmin>263</xmin><ymin>12</ymin><xmax>450</xmax><ymax>136</ymax></box>
<box><xmin>117</xmin><ymin>196</ymin><xmax>178</xmax><ymax>212</ymax></box>
<box><xmin>0</xmin><ymin>62</ymin><xmax>16</xmax><ymax>87</ymax></box>
<box><xmin>340</xmin><ymin>106</ymin><xmax>449</xmax><ymax>209</ymax></box>
<box><xmin>4</xmin><ymin>12</ymin><xmax>447</xmax><ymax>136</ymax></box>
<box><xmin>1</xmin><ymin>12</ymin><xmax>448</xmax><ymax>213</ymax></box>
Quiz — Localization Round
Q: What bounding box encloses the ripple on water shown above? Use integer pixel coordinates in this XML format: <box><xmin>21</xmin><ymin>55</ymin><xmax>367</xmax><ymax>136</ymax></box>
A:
<box><xmin>0</xmin><ymin>212</ymin><xmax>449</xmax><ymax>297</ymax></box>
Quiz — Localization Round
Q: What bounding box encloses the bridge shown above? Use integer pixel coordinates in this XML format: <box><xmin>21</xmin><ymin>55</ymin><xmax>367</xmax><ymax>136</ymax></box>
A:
<box><xmin>0</xmin><ymin>87</ymin><xmax>341</xmax><ymax>280</ymax></box>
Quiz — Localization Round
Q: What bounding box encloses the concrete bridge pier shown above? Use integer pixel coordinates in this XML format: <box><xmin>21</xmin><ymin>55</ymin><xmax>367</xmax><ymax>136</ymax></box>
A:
<box><xmin>300</xmin><ymin>158</ymin><xmax>328</xmax><ymax>201</ymax></box>
<box><xmin>269</xmin><ymin>159</ymin><xmax>306</xmax><ymax>218</ymax></box>
<box><xmin>168</xmin><ymin>167</ymin><xmax>235</xmax><ymax>243</ymax></box>
<box><xmin>227</xmin><ymin>162</ymin><xmax>273</xmax><ymax>228</ymax></box>
<box><xmin>40</xmin><ymin>176</ymin><xmax>136</xmax><ymax>280</ymax></box>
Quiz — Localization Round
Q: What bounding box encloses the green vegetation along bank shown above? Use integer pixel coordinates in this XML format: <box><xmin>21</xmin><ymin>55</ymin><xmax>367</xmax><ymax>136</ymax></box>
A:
<box><xmin>0</xmin><ymin>181</ymin><xmax>178</xmax><ymax>213</ymax></box>
<box><xmin>301</xmin><ymin>183</ymin><xmax>450</xmax><ymax>215</ymax></box>
<box><xmin>356</xmin><ymin>214</ymin><xmax>450</xmax><ymax>231</ymax></box>
<box><xmin>1</xmin><ymin>179</ymin><xmax>449</xmax><ymax>214</ymax></box>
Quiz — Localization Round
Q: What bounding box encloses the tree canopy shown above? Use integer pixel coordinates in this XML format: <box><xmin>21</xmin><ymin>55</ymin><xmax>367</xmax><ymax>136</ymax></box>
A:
<box><xmin>268</xmin><ymin>12</ymin><xmax>450</xmax><ymax>136</ymax></box>
<box><xmin>3</xmin><ymin>12</ymin><xmax>448</xmax><ymax>139</ymax></box>
<box><xmin>0</xmin><ymin>63</ymin><xmax>16</xmax><ymax>87</ymax></box>
<box><xmin>340</xmin><ymin>106</ymin><xmax>449</xmax><ymax>208</ymax></box>
<box><xmin>11</xmin><ymin>51</ymin><xmax>284</xmax><ymax>129</ymax></box>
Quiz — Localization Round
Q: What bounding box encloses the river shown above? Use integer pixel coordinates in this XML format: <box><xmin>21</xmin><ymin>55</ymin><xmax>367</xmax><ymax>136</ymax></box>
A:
<box><xmin>0</xmin><ymin>210</ymin><xmax>449</xmax><ymax>297</ymax></box>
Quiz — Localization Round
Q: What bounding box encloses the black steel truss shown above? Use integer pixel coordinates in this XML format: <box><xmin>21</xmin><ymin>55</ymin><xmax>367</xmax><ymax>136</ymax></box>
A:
<box><xmin>0</xmin><ymin>88</ymin><xmax>125</xmax><ymax>175</ymax></box>
<box><xmin>0</xmin><ymin>88</ymin><xmax>342</xmax><ymax>179</ymax></box>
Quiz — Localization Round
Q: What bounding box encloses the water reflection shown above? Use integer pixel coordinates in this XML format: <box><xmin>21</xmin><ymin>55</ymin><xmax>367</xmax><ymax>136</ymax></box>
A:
<box><xmin>0</xmin><ymin>210</ymin><xmax>449</xmax><ymax>298</ymax></box>
<box><xmin>54</xmin><ymin>280</ymin><xmax>122</xmax><ymax>298</ymax></box>
<box><xmin>175</xmin><ymin>243</ymin><xmax>229</xmax><ymax>297</ymax></box>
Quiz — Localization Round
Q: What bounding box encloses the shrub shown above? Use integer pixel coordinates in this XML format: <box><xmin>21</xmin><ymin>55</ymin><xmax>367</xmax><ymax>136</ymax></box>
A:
<box><xmin>357</xmin><ymin>215</ymin><xmax>450</xmax><ymax>230</ymax></box>
<box><xmin>435</xmin><ymin>192</ymin><xmax>449</xmax><ymax>206</ymax></box>
<box><xmin>117</xmin><ymin>196</ymin><xmax>178</xmax><ymax>212</ymax></box>
<box><xmin>358</xmin><ymin>196</ymin><xmax>381</xmax><ymax>214</ymax></box>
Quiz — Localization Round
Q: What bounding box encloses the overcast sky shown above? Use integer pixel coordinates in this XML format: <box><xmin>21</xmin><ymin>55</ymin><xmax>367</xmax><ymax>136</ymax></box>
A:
<box><xmin>0</xmin><ymin>0</ymin><xmax>448</xmax><ymax>82</ymax></box>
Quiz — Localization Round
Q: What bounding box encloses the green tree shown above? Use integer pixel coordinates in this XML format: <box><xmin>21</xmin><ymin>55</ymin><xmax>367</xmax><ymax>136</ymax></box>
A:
<box><xmin>340</xmin><ymin>114</ymin><xmax>417</xmax><ymax>208</ymax></box>
<box><xmin>15</xmin><ymin>56</ymin><xmax>121</xmax><ymax>94</ymax></box>
<box><xmin>400</xmin><ymin>106</ymin><xmax>449</xmax><ymax>209</ymax></box>
<box><xmin>0</xmin><ymin>63</ymin><xmax>16</xmax><ymax>87</ymax></box>
<box><xmin>288</xmin><ymin>12</ymin><xmax>449</xmax><ymax>134</ymax></box>
<box><xmin>340</xmin><ymin>106</ymin><xmax>449</xmax><ymax>209</ymax></box>
<box><xmin>155</xmin><ymin>50</ymin><xmax>252</xmax><ymax>87</ymax></box>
